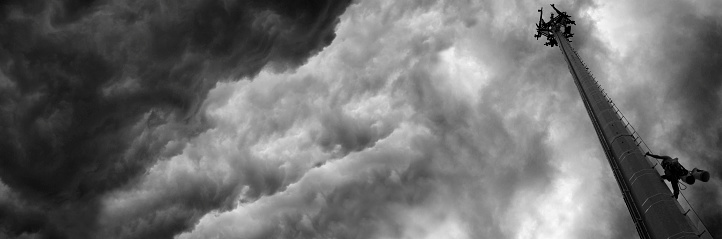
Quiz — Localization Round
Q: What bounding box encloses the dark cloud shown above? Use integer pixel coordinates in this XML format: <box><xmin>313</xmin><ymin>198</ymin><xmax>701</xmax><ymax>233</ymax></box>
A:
<box><xmin>4</xmin><ymin>0</ymin><xmax>718</xmax><ymax>238</ymax></box>
<box><xmin>0</xmin><ymin>0</ymin><xmax>352</xmax><ymax>238</ymax></box>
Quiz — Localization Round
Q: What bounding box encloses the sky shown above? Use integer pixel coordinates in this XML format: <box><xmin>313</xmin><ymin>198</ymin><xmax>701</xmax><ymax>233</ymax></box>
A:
<box><xmin>0</xmin><ymin>0</ymin><xmax>721</xmax><ymax>238</ymax></box>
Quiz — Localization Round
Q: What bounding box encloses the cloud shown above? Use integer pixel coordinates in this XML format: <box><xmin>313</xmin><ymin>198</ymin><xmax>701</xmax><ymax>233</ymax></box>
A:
<box><xmin>3</xmin><ymin>0</ymin><xmax>605</xmax><ymax>238</ymax></box>
<box><xmin>3</xmin><ymin>0</ymin><xmax>721</xmax><ymax>238</ymax></box>
<box><xmin>0</xmin><ymin>0</ymin><xmax>351</xmax><ymax>237</ymax></box>
<box><xmin>168</xmin><ymin>0</ymin><xmax>587</xmax><ymax>238</ymax></box>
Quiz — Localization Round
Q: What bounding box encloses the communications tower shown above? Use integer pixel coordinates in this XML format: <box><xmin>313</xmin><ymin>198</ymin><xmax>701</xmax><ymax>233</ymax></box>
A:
<box><xmin>535</xmin><ymin>5</ymin><xmax>712</xmax><ymax>239</ymax></box>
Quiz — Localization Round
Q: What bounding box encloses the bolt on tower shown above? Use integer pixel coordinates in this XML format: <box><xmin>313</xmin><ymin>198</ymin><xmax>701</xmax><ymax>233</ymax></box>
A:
<box><xmin>535</xmin><ymin>4</ymin><xmax>710</xmax><ymax>239</ymax></box>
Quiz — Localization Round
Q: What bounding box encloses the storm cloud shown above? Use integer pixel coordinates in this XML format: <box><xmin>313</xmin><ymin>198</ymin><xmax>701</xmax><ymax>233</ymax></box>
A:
<box><xmin>0</xmin><ymin>0</ymin><xmax>351</xmax><ymax>238</ymax></box>
<box><xmin>2</xmin><ymin>0</ymin><xmax>721</xmax><ymax>238</ymax></box>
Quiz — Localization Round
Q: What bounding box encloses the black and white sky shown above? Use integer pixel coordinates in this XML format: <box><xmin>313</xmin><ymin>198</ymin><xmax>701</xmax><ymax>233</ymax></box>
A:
<box><xmin>1</xmin><ymin>0</ymin><xmax>721</xmax><ymax>238</ymax></box>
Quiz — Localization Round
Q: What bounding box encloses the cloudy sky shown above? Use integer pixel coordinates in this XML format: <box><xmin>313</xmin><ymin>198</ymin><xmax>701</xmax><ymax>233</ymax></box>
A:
<box><xmin>1</xmin><ymin>0</ymin><xmax>721</xmax><ymax>238</ymax></box>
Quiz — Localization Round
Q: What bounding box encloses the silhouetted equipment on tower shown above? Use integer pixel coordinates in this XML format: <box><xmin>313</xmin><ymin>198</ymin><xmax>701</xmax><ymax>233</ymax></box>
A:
<box><xmin>534</xmin><ymin>4</ymin><xmax>713</xmax><ymax>239</ymax></box>
<box><xmin>534</xmin><ymin>4</ymin><xmax>575</xmax><ymax>46</ymax></box>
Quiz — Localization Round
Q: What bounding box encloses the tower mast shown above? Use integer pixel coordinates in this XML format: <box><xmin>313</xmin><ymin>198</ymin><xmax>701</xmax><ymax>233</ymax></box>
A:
<box><xmin>535</xmin><ymin>5</ymin><xmax>706</xmax><ymax>239</ymax></box>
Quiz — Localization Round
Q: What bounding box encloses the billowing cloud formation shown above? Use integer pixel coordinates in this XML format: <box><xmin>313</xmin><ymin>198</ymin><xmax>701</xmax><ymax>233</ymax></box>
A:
<box><xmin>3</xmin><ymin>0</ymin><xmax>722</xmax><ymax>239</ymax></box>
<box><xmin>0</xmin><ymin>0</ymin><xmax>351</xmax><ymax>238</ymax></box>
<box><xmin>130</xmin><ymin>0</ymin><xmax>617</xmax><ymax>238</ymax></box>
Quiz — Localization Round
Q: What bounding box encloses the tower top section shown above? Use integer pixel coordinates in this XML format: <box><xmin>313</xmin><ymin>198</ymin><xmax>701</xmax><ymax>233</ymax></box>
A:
<box><xmin>534</xmin><ymin>4</ymin><xmax>576</xmax><ymax>47</ymax></box>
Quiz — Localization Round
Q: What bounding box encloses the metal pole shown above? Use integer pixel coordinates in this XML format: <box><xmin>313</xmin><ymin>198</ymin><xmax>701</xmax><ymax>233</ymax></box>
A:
<box><xmin>552</xmin><ymin>29</ymin><xmax>702</xmax><ymax>239</ymax></box>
